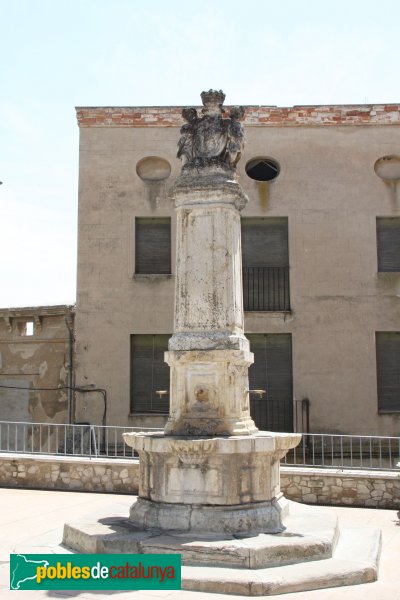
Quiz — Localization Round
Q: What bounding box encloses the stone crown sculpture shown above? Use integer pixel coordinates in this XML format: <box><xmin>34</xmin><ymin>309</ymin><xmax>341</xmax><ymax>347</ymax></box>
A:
<box><xmin>177</xmin><ymin>89</ymin><xmax>245</xmax><ymax>169</ymax></box>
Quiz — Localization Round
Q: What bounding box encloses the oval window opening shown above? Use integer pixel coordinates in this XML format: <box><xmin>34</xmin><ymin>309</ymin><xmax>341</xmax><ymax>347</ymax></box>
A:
<box><xmin>136</xmin><ymin>156</ymin><xmax>171</xmax><ymax>182</ymax></box>
<box><xmin>374</xmin><ymin>155</ymin><xmax>400</xmax><ymax>182</ymax></box>
<box><xmin>245</xmin><ymin>158</ymin><xmax>280</xmax><ymax>182</ymax></box>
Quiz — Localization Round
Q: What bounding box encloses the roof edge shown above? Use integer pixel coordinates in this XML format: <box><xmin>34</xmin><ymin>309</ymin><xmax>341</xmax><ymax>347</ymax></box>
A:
<box><xmin>0</xmin><ymin>305</ymin><xmax>76</xmax><ymax>317</ymax></box>
<box><xmin>75</xmin><ymin>104</ymin><xmax>400</xmax><ymax>128</ymax></box>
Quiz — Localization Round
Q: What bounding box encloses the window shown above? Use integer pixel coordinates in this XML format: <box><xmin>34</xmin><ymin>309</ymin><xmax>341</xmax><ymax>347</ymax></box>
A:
<box><xmin>247</xmin><ymin>333</ymin><xmax>293</xmax><ymax>432</ymax></box>
<box><xmin>377</xmin><ymin>217</ymin><xmax>400</xmax><ymax>272</ymax></box>
<box><xmin>376</xmin><ymin>332</ymin><xmax>400</xmax><ymax>413</ymax></box>
<box><xmin>135</xmin><ymin>218</ymin><xmax>171</xmax><ymax>274</ymax></box>
<box><xmin>245</xmin><ymin>157</ymin><xmax>280</xmax><ymax>182</ymax></box>
<box><xmin>241</xmin><ymin>217</ymin><xmax>290</xmax><ymax>311</ymax></box>
<box><xmin>18</xmin><ymin>321</ymin><xmax>34</xmax><ymax>336</ymax></box>
<box><xmin>130</xmin><ymin>334</ymin><xmax>170</xmax><ymax>413</ymax></box>
<box><xmin>136</xmin><ymin>156</ymin><xmax>171</xmax><ymax>182</ymax></box>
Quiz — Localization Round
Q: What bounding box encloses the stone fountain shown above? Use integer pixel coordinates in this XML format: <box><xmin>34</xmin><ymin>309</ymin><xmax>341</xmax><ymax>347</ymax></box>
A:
<box><xmin>64</xmin><ymin>90</ymin><xmax>381</xmax><ymax>595</ymax></box>
<box><xmin>124</xmin><ymin>89</ymin><xmax>300</xmax><ymax>536</ymax></box>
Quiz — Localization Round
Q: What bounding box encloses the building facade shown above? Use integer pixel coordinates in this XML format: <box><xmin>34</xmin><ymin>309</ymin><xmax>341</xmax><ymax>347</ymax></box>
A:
<box><xmin>0</xmin><ymin>305</ymin><xmax>75</xmax><ymax>427</ymax></box>
<box><xmin>74</xmin><ymin>103</ymin><xmax>400</xmax><ymax>436</ymax></box>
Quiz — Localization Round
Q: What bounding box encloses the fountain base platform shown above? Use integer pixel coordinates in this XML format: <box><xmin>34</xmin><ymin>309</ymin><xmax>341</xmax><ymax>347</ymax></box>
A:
<box><xmin>63</xmin><ymin>500</ymin><xmax>381</xmax><ymax>596</ymax></box>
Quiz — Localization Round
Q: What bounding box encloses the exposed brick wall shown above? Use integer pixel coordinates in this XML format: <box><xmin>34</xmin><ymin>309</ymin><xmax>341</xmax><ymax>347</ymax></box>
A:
<box><xmin>76</xmin><ymin>105</ymin><xmax>400</xmax><ymax>128</ymax></box>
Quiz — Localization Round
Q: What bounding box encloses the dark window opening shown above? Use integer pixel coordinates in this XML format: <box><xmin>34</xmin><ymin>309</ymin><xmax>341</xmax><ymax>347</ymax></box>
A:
<box><xmin>247</xmin><ymin>333</ymin><xmax>293</xmax><ymax>432</ymax></box>
<box><xmin>376</xmin><ymin>332</ymin><xmax>400</xmax><ymax>413</ymax></box>
<box><xmin>241</xmin><ymin>217</ymin><xmax>290</xmax><ymax>311</ymax></box>
<box><xmin>245</xmin><ymin>158</ymin><xmax>280</xmax><ymax>182</ymax></box>
<box><xmin>135</xmin><ymin>217</ymin><xmax>171</xmax><ymax>274</ymax></box>
<box><xmin>377</xmin><ymin>217</ymin><xmax>400</xmax><ymax>272</ymax></box>
<box><xmin>130</xmin><ymin>334</ymin><xmax>170</xmax><ymax>413</ymax></box>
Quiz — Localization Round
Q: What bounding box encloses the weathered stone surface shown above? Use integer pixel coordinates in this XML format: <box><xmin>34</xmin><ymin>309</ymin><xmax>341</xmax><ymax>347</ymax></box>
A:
<box><xmin>129</xmin><ymin>496</ymin><xmax>289</xmax><ymax>536</ymax></box>
<box><xmin>119</xmin><ymin>99</ymin><xmax>302</xmax><ymax>537</ymax></box>
<box><xmin>164</xmin><ymin>349</ymin><xmax>256</xmax><ymax>436</ymax></box>
<box><xmin>124</xmin><ymin>432</ymin><xmax>300</xmax><ymax>512</ymax></box>
<box><xmin>62</xmin><ymin>501</ymin><xmax>380</xmax><ymax>596</ymax></box>
<box><xmin>2</xmin><ymin>455</ymin><xmax>398</xmax><ymax>509</ymax></box>
<box><xmin>170</xmin><ymin>179</ymin><xmax>248</xmax><ymax>353</ymax></box>
<box><xmin>179</xmin><ymin>526</ymin><xmax>381</xmax><ymax>595</ymax></box>
<box><xmin>281</xmin><ymin>466</ymin><xmax>400</xmax><ymax>509</ymax></box>
<box><xmin>165</xmin><ymin>114</ymin><xmax>257</xmax><ymax>437</ymax></box>
<box><xmin>64</xmin><ymin>500</ymin><xmax>336</xmax><ymax>565</ymax></box>
<box><xmin>122</xmin><ymin>430</ymin><xmax>300</xmax><ymax>534</ymax></box>
<box><xmin>0</xmin><ymin>453</ymin><xmax>139</xmax><ymax>494</ymax></box>
<box><xmin>176</xmin><ymin>90</ymin><xmax>245</xmax><ymax>170</ymax></box>
<box><xmin>121</xmin><ymin>95</ymin><xmax>302</xmax><ymax>534</ymax></box>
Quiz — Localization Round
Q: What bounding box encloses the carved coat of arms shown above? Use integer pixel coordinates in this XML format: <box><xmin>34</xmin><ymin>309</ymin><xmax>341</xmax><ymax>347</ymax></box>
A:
<box><xmin>177</xmin><ymin>90</ymin><xmax>245</xmax><ymax>169</ymax></box>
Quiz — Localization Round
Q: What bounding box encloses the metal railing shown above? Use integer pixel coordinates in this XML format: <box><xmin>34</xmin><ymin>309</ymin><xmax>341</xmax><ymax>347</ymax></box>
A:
<box><xmin>283</xmin><ymin>432</ymin><xmax>400</xmax><ymax>471</ymax></box>
<box><xmin>0</xmin><ymin>421</ymin><xmax>162</xmax><ymax>459</ymax></box>
<box><xmin>243</xmin><ymin>266</ymin><xmax>290</xmax><ymax>312</ymax></box>
<box><xmin>0</xmin><ymin>421</ymin><xmax>399</xmax><ymax>471</ymax></box>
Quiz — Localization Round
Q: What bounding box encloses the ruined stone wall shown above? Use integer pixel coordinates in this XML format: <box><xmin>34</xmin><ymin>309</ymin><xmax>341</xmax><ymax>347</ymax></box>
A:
<box><xmin>0</xmin><ymin>306</ymin><xmax>74</xmax><ymax>424</ymax></box>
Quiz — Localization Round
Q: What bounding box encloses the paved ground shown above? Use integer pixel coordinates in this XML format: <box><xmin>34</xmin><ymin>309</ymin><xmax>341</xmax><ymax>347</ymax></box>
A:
<box><xmin>0</xmin><ymin>487</ymin><xmax>398</xmax><ymax>599</ymax></box>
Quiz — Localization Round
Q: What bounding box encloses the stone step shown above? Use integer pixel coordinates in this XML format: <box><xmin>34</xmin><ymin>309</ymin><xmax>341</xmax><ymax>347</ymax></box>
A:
<box><xmin>62</xmin><ymin>503</ymin><xmax>381</xmax><ymax>596</ymax></box>
<box><xmin>63</xmin><ymin>501</ymin><xmax>339</xmax><ymax>569</ymax></box>
<box><xmin>181</xmin><ymin>527</ymin><xmax>381</xmax><ymax>596</ymax></box>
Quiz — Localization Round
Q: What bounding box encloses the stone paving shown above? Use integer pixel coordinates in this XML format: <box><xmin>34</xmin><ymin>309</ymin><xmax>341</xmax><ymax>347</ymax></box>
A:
<box><xmin>0</xmin><ymin>487</ymin><xmax>399</xmax><ymax>599</ymax></box>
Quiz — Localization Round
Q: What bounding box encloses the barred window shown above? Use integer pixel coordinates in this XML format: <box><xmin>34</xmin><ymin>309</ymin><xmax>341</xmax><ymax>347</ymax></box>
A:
<box><xmin>241</xmin><ymin>218</ymin><xmax>290</xmax><ymax>311</ymax></box>
<box><xmin>130</xmin><ymin>334</ymin><xmax>170</xmax><ymax>413</ymax></box>
<box><xmin>135</xmin><ymin>217</ymin><xmax>171</xmax><ymax>274</ymax></box>
<box><xmin>376</xmin><ymin>332</ymin><xmax>400</xmax><ymax>413</ymax></box>
<box><xmin>247</xmin><ymin>333</ymin><xmax>293</xmax><ymax>432</ymax></box>
<box><xmin>377</xmin><ymin>217</ymin><xmax>400</xmax><ymax>272</ymax></box>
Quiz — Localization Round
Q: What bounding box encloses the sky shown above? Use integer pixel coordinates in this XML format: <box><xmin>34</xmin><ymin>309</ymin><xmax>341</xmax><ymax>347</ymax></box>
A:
<box><xmin>1</xmin><ymin>0</ymin><xmax>399</xmax><ymax>308</ymax></box>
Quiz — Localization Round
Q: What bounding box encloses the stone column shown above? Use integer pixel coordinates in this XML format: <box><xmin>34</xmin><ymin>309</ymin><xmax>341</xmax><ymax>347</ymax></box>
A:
<box><xmin>164</xmin><ymin>162</ymin><xmax>258</xmax><ymax>436</ymax></box>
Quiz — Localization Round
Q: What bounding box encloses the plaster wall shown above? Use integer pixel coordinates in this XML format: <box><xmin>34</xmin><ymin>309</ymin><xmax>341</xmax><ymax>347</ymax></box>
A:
<box><xmin>0</xmin><ymin>307</ymin><xmax>74</xmax><ymax>425</ymax></box>
<box><xmin>75</xmin><ymin>111</ymin><xmax>400</xmax><ymax>435</ymax></box>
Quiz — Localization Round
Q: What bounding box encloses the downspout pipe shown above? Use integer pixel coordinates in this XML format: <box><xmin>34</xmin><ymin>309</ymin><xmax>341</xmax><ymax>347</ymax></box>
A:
<box><xmin>65</xmin><ymin>314</ymin><xmax>75</xmax><ymax>424</ymax></box>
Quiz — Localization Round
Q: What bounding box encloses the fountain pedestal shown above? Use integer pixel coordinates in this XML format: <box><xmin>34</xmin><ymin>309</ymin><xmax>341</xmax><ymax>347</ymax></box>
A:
<box><xmin>124</xmin><ymin>431</ymin><xmax>299</xmax><ymax>535</ymax></box>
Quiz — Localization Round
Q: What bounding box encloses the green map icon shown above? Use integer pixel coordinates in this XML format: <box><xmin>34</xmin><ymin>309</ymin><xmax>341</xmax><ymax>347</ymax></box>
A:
<box><xmin>9</xmin><ymin>552</ymin><xmax>181</xmax><ymax>590</ymax></box>
<box><xmin>10</xmin><ymin>554</ymin><xmax>49</xmax><ymax>590</ymax></box>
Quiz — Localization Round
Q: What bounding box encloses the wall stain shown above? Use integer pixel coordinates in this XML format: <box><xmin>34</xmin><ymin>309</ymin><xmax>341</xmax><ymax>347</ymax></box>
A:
<box><xmin>257</xmin><ymin>182</ymin><xmax>269</xmax><ymax>212</ymax></box>
<box><xmin>384</xmin><ymin>180</ymin><xmax>400</xmax><ymax>208</ymax></box>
